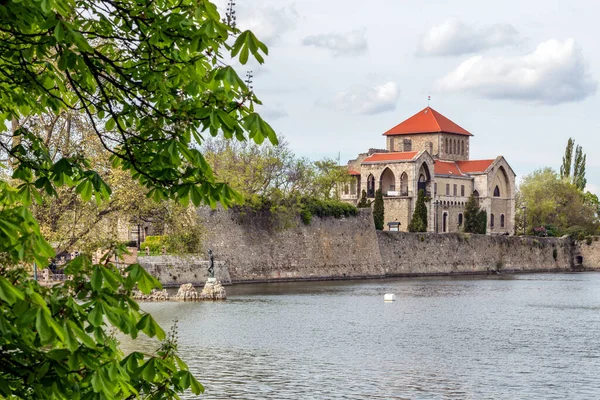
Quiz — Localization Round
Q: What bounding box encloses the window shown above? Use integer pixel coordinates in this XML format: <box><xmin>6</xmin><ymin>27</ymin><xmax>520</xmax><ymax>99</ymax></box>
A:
<box><xmin>445</xmin><ymin>138</ymin><xmax>449</xmax><ymax>154</ymax></box>
<box><xmin>453</xmin><ymin>139</ymin><xmax>457</xmax><ymax>155</ymax></box>
<box><xmin>491</xmin><ymin>214</ymin><xmax>495</xmax><ymax>229</ymax></box>
<box><xmin>446</xmin><ymin>184</ymin><xmax>450</xmax><ymax>195</ymax></box>
<box><xmin>350</xmin><ymin>179</ymin><xmax>357</xmax><ymax>195</ymax></box>
<box><xmin>458</xmin><ymin>213</ymin><xmax>463</xmax><ymax>226</ymax></box>
<box><xmin>403</xmin><ymin>139</ymin><xmax>412</xmax><ymax>152</ymax></box>
<box><xmin>461</xmin><ymin>185</ymin><xmax>465</xmax><ymax>197</ymax></box>
<box><xmin>343</xmin><ymin>184</ymin><xmax>349</xmax><ymax>195</ymax></box>
<box><xmin>473</xmin><ymin>190</ymin><xmax>479</xmax><ymax>197</ymax></box>
<box><xmin>453</xmin><ymin>184</ymin><xmax>457</xmax><ymax>196</ymax></box>
<box><xmin>461</xmin><ymin>140</ymin><xmax>465</xmax><ymax>155</ymax></box>
<box><xmin>389</xmin><ymin>138</ymin><xmax>394</xmax><ymax>151</ymax></box>
<box><xmin>493</xmin><ymin>186</ymin><xmax>500</xmax><ymax>197</ymax></box>
<box><xmin>500</xmin><ymin>214</ymin><xmax>505</xmax><ymax>228</ymax></box>
<box><xmin>434</xmin><ymin>183</ymin><xmax>437</xmax><ymax>195</ymax></box>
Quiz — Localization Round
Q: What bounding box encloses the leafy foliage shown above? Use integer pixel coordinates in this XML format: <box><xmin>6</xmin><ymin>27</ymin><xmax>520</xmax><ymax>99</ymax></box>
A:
<box><xmin>0</xmin><ymin>0</ymin><xmax>277</xmax><ymax>397</ymax></box>
<box><xmin>516</xmin><ymin>168</ymin><xmax>598</xmax><ymax>235</ymax></box>
<box><xmin>0</xmin><ymin>255</ymin><xmax>204</xmax><ymax>398</ymax></box>
<box><xmin>408</xmin><ymin>189</ymin><xmax>428</xmax><ymax>232</ymax></box>
<box><xmin>373</xmin><ymin>189</ymin><xmax>384</xmax><ymax>230</ymax></box>
<box><xmin>560</xmin><ymin>138</ymin><xmax>587</xmax><ymax>191</ymax></box>
<box><xmin>463</xmin><ymin>194</ymin><xmax>487</xmax><ymax>234</ymax></box>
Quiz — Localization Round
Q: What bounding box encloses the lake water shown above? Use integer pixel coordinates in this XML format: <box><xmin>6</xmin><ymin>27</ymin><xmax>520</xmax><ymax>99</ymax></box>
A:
<box><xmin>127</xmin><ymin>273</ymin><xmax>600</xmax><ymax>399</ymax></box>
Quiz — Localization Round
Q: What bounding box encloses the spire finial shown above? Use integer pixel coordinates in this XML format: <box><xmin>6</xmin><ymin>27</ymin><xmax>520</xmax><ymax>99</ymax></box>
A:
<box><xmin>427</xmin><ymin>95</ymin><xmax>431</xmax><ymax>107</ymax></box>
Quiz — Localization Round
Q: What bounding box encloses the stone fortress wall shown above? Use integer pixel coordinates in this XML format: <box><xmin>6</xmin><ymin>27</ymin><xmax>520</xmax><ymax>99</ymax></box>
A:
<box><xmin>138</xmin><ymin>207</ymin><xmax>600</xmax><ymax>285</ymax></box>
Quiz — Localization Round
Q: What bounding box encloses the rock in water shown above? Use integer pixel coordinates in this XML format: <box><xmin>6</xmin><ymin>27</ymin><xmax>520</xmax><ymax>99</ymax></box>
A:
<box><xmin>174</xmin><ymin>283</ymin><xmax>200</xmax><ymax>301</ymax></box>
<box><xmin>200</xmin><ymin>278</ymin><xmax>227</xmax><ymax>300</ymax></box>
<box><xmin>132</xmin><ymin>289</ymin><xmax>170</xmax><ymax>301</ymax></box>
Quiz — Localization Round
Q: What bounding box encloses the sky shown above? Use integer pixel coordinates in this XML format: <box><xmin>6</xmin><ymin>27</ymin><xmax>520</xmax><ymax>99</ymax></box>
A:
<box><xmin>218</xmin><ymin>0</ymin><xmax>600</xmax><ymax>193</ymax></box>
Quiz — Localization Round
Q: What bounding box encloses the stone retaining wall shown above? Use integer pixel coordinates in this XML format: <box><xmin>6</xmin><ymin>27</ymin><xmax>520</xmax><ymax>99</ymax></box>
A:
<box><xmin>137</xmin><ymin>255</ymin><xmax>230</xmax><ymax>287</ymax></box>
<box><xmin>138</xmin><ymin>207</ymin><xmax>600</xmax><ymax>285</ymax></box>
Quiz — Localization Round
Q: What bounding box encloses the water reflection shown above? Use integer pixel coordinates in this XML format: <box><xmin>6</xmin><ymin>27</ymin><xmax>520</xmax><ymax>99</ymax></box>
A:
<box><xmin>121</xmin><ymin>273</ymin><xmax>600</xmax><ymax>399</ymax></box>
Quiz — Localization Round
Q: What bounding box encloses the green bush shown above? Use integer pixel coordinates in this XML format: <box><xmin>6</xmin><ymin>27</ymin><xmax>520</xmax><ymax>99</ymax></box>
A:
<box><xmin>373</xmin><ymin>189</ymin><xmax>384</xmax><ymax>230</ymax></box>
<box><xmin>140</xmin><ymin>235</ymin><xmax>166</xmax><ymax>253</ymax></box>
<box><xmin>586</xmin><ymin>236</ymin><xmax>593</xmax><ymax>245</ymax></box>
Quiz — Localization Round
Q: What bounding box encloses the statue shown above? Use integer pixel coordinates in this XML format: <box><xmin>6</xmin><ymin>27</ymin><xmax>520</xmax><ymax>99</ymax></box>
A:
<box><xmin>208</xmin><ymin>249</ymin><xmax>215</xmax><ymax>278</ymax></box>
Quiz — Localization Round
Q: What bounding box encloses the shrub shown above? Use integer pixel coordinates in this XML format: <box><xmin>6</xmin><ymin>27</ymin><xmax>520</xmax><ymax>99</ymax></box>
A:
<box><xmin>408</xmin><ymin>189</ymin><xmax>428</xmax><ymax>232</ymax></box>
<box><xmin>357</xmin><ymin>189</ymin><xmax>371</xmax><ymax>208</ymax></box>
<box><xmin>586</xmin><ymin>236</ymin><xmax>593</xmax><ymax>245</ymax></box>
<box><xmin>553</xmin><ymin>248</ymin><xmax>558</xmax><ymax>260</ymax></box>
<box><xmin>373</xmin><ymin>189</ymin><xmax>384</xmax><ymax>230</ymax></box>
<box><xmin>140</xmin><ymin>235</ymin><xmax>166</xmax><ymax>253</ymax></box>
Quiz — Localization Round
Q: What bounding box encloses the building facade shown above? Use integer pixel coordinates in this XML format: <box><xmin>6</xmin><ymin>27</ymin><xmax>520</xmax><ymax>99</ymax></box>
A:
<box><xmin>342</xmin><ymin>107</ymin><xmax>516</xmax><ymax>234</ymax></box>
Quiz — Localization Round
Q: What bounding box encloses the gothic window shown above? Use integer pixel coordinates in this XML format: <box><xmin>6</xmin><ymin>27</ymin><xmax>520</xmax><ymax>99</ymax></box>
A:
<box><xmin>461</xmin><ymin>185</ymin><xmax>465</xmax><ymax>197</ymax></box>
<box><xmin>453</xmin><ymin>139</ymin><xmax>457</xmax><ymax>155</ymax></box>
<box><xmin>500</xmin><ymin>214</ymin><xmax>505</xmax><ymax>228</ymax></box>
<box><xmin>491</xmin><ymin>214</ymin><xmax>495</xmax><ymax>229</ymax></box>
<box><xmin>367</xmin><ymin>174</ymin><xmax>375</xmax><ymax>198</ymax></box>
<box><xmin>400</xmin><ymin>172</ymin><xmax>408</xmax><ymax>196</ymax></box>
<box><xmin>461</xmin><ymin>140</ymin><xmax>465</xmax><ymax>155</ymax></box>
<box><xmin>445</xmin><ymin>138</ymin><xmax>449</xmax><ymax>154</ymax></box>
<box><xmin>473</xmin><ymin>190</ymin><xmax>479</xmax><ymax>197</ymax></box>
<box><xmin>458</xmin><ymin>213</ymin><xmax>463</xmax><ymax>226</ymax></box>
<box><xmin>494</xmin><ymin>186</ymin><xmax>500</xmax><ymax>197</ymax></box>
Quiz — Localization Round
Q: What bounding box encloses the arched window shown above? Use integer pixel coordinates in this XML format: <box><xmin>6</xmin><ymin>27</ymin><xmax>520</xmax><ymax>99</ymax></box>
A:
<box><xmin>491</xmin><ymin>214</ymin><xmax>495</xmax><ymax>229</ymax></box>
<box><xmin>500</xmin><ymin>214</ymin><xmax>505</xmax><ymax>228</ymax></box>
<box><xmin>493</xmin><ymin>186</ymin><xmax>500</xmax><ymax>197</ymax></box>
<box><xmin>461</xmin><ymin>140</ymin><xmax>465</xmax><ymax>155</ymax></box>
<box><xmin>454</xmin><ymin>139</ymin><xmax>457</xmax><ymax>155</ymax></box>
<box><xmin>458</xmin><ymin>213</ymin><xmax>463</xmax><ymax>226</ymax></box>
<box><xmin>367</xmin><ymin>174</ymin><xmax>375</xmax><ymax>198</ymax></box>
<box><xmin>473</xmin><ymin>190</ymin><xmax>479</xmax><ymax>197</ymax></box>
<box><xmin>400</xmin><ymin>172</ymin><xmax>408</xmax><ymax>196</ymax></box>
<box><xmin>443</xmin><ymin>212</ymin><xmax>448</xmax><ymax>232</ymax></box>
<box><xmin>445</xmin><ymin>138</ymin><xmax>449</xmax><ymax>154</ymax></box>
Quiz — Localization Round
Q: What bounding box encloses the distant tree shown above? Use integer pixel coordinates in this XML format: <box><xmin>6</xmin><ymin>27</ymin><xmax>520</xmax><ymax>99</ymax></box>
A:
<box><xmin>373</xmin><ymin>189</ymin><xmax>384</xmax><ymax>230</ymax></box>
<box><xmin>408</xmin><ymin>189</ymin><xmax>428</xmax><ymax>232</ymax></box>
<box><xmin>573</xmin><ymin>144</ymin><xmax>587</xmax><ymax>191</ymax></box>
<box><xmin>560</xmin><ymin>138</ymin><xmax>587</xmax><ymax>191</ymax></box>
<box><xmin>560</xmin><ymin>138</ymin><xmax>574</xmax><ymax>180</ymax></box>
<box><xmin>464</xmin><ymin>194</ymin><xmax>487</xmax><ymax>234</ymax></box>
<box><xmin>516</xmin><ymin>167</ymin><xmax>598</xmax><ymax>235</ymax></box>
<box><xmin>357</xmin><ymin>189</ymin><xmax>370</xmax><ymax>208</ymax></box>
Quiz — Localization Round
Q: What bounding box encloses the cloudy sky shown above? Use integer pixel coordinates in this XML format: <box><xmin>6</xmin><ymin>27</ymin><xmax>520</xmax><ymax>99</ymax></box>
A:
<box><xmin>220</xmin><ymin>0</ymin><xmax>600</xmax><ymax>193</ymax></box>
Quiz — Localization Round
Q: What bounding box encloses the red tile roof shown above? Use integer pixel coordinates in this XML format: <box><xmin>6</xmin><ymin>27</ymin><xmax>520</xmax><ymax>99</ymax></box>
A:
<box><xmin>384</xmin><ymin>107</ymin><xmax>472</xmax><ymax>136</ymax></box>
<box><xmin>348</xmin><ymin>169</ymin><xmax>361</xmax><ymax>176</ymax></box>
<box><xmin>434</xmin><ymin>161</ymin><xmax>464</xmax><ymax>176</ymax></box>
<box><xmin>362</xmin><ymin>151</ymin><xmax>419</xmax><ymax>163</ymax></box>
<box><xmin>456</xmin><ymin>159</ymin><xmax>494</xmax><ymax>173</ymax></box>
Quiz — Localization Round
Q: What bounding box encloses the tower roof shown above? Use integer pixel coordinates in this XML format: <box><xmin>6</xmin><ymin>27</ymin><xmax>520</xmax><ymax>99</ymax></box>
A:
<box><xmin>384</xmin><ymin>107</ymin><xmax>472</xmax><ymax>137</ymax></box>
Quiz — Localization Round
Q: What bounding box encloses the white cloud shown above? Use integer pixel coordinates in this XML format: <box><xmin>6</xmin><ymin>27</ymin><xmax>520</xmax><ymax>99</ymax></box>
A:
<box><xmin>417</xmin><ymin>18</ymin><xmax>519</xmax><ymax>57</ymax></box>
<box><xmin>435</xmin><ymin>39</ymin><xmax>598</xmax><ymax>105</ymax></box>
<box><xmin>238</xmin><ymin>4</ymin><xmax>298</xmax><ymax>45</ymax></box>
<box><xmin>302</xmin><ymin>29</ymin><xmax>368</xmax><ymax>56</ymax></box>
<box><xmin>330</xmin><ymin>82</ymin><xmax>399</xmax><ymax>115</ymax></box>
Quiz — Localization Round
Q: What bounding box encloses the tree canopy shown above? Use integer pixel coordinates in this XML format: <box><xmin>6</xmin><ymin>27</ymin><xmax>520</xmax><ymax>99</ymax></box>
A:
<box><xmin>0</xmin><ymin>0</ymin><xmax>275</xmax><ymax>397</ymax></box>
<box><xmin>408</xmin><ymin>189</ymin><xmax>428</xmax><ymax>232</ymax></box>
<box><xmin>463</xmin><ymin>194</ymin><xmax>487</xmax><ymax>234</ymax></box>
<box><xmin>516</xmin><ymin>168</ymin><xmax>598</xmax><ymax>235</ymax></box>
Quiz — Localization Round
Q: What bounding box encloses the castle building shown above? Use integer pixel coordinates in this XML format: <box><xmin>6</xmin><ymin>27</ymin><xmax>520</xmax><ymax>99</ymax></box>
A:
<box><xmin>343</xmin><ymin>107</ymin><xmax>516</xmax><ymax>234</ymax></box>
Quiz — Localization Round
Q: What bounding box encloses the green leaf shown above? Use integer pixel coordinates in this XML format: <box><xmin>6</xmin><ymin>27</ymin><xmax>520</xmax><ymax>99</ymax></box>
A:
<box><xmin>36</xmin><ymin>309</ymin><xmax>54</xmax><ymax>344</ymax></box>
<box><xmin>88</xmin><ymin>303</ymin><xmax>104</xmax><ymax>327</ymax></box>
<box><xmin>90</xmin><ymin>266</ymin><xmax>103</xmax><ymax>291</ymax></box>
<box><xmin>0</xmin><ymin>277</ymin><xmax>24</xmax><ymax>305</ymax></box>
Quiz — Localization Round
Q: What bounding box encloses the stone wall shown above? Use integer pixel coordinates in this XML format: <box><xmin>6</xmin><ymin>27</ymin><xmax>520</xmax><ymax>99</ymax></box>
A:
<box><xmin>137</xmin><ymin>255</ymin><xmax>231</xmax><ymax>287</ymax></box>
<box><xmin>138</xmin><ymin>207</ymin><xmax>600</xmax><ymax>286</ymax></box>
<box><xmin>377</xmin><ymin>232</ymin><xmax>574</xmax><ymax>276</ymax></box>
<box><xmin>198</xmin><ymin>207</ymin><xmax>384</xmax><ymax>283</ymax></box>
